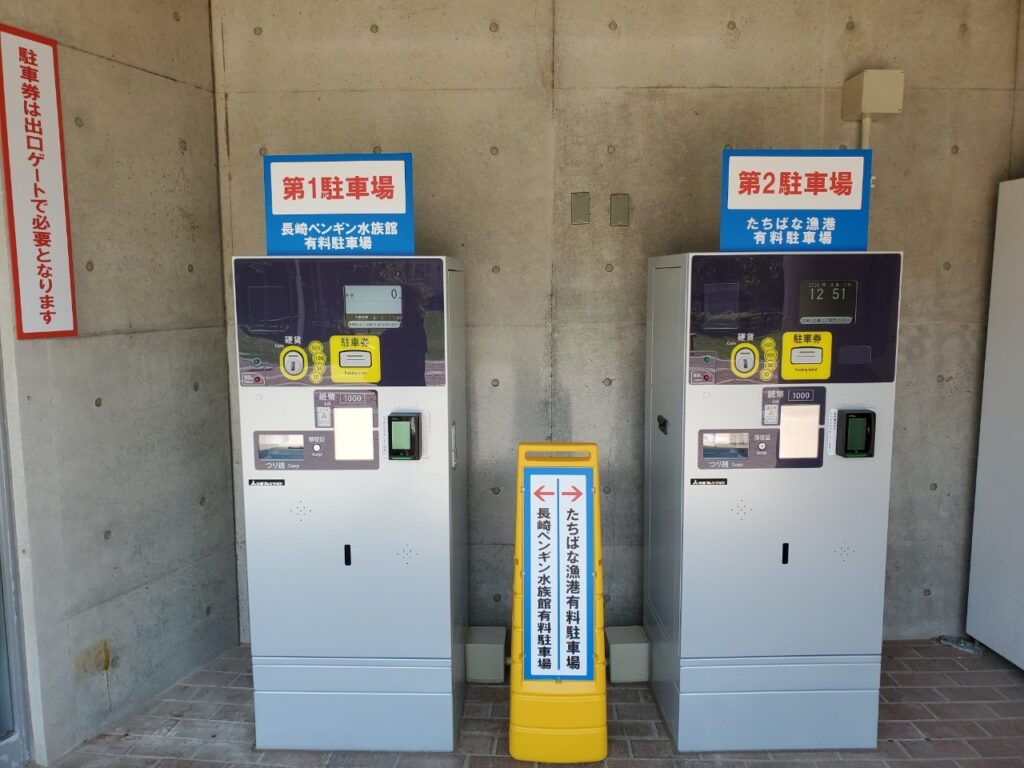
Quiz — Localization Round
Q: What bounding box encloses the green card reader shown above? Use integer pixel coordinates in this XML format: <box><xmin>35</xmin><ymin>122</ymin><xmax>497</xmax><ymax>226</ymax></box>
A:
<box><xmin>836</xmin><ymin>410</ymin><xmax>875</xmax><ymax>458</ymax></box>
<box><xmin>388</xmin><ymin>413</ymin><xmax>421</xmax><ymax>460</ymax></box>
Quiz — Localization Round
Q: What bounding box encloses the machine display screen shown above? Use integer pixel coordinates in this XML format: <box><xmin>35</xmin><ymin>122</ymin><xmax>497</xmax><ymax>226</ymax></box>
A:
<box><xmin>799</xmin><ymin>280</ymin><xmax>857</xmax><ymax>325</ymax></box>
<box><xmin>344</xmin><ymin>285</ymin><xmax>403</xmax><ymax>329</ymax></box>
<box><xmin>391</xmin><ymin>420</ymin><xmax>412</xmax><ymax>450</ymax></box>
<box><xmin>701</xmin><ymin>432</ymin><xmax>749</xmax><ymax>460</ymax></box>
<box><xmin>257</xmin><ymin>434</ymin><xmax>305</xmax><ymax>461</ymax></box>
<box><xmin>846</xmin><ymin>416</ymin><xmax>868</xmax><ymax>452</ymax></box>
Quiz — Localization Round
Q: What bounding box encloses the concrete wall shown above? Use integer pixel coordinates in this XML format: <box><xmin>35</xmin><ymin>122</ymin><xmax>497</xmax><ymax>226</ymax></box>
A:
<box><xmin>212</xmin><ymin>1</ymin><xmax>1017</xmax><ymax>642</ymax></box>
<box><xmin>0</xmin><ymin>2</ymin><xmax>237</xmax><ymax>763</ymax></box>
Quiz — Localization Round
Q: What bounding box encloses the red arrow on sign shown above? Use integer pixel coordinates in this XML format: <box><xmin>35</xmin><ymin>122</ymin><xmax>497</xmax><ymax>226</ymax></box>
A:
<box><xmin>533</xmin><ymin>485</ymin><xmax>554</xmax><ymax>502</ymax></box>
<box><xmin>562</xmin><ymin>485</ymin><xmax>583</xmax><ymax>503</ymax></box>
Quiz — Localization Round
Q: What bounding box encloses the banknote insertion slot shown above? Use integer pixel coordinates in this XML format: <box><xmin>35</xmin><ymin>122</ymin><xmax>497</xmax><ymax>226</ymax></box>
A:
<box><xmin>778</xmin><ymin>404</ymin><xmax>820</xmax><ymax>460</ymax></box>
<box><xmin>334</xmin><ymin>407</ymin><xmax>375</xmax><ymax>461</ymax></box>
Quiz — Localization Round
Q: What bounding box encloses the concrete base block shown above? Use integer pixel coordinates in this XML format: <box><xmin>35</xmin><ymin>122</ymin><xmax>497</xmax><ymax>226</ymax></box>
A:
<box><xmin>466</xmin><ymin>626</ymin><xmax>506</xmax><ymax>683</ymax></box>
<box><xmin>606</xmin><ymin>625</ymin><xmax>649</xmax><ymax>683</ymax></box>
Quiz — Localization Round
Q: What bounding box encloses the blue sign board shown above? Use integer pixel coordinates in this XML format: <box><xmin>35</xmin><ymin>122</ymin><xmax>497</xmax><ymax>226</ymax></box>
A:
<box><xmin>263</xmin><ymin>152</ymin><xmax>414</xmax><ymax>256</ymax></box>
<box><xmin>720</xmin><ymin>149</ymin><xmax>871</xmax><ymax>251</ymax></box>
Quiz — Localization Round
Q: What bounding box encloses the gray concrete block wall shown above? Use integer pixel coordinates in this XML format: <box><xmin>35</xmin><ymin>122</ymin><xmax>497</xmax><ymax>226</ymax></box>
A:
<box><xmin>212</xmin><ymin>1</ymin><xmax>1020</xmax><ymax>642</ymax></box>
<box><xmin>0</xmin><ymin>3</ymin><xmax>236</xmax><ymax>764</ymax></box>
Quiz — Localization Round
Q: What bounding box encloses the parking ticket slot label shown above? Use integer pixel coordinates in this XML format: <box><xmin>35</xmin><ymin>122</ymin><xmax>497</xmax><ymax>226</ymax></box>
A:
<box><xmin>782</xmin><ymin>331</ymin><xmax>832</xmax><ymax>380</ymax></box>
<box><xmin>329</xmin><ymin>335</ymin><xmax>380</xmax><ymax>383</ymax></box>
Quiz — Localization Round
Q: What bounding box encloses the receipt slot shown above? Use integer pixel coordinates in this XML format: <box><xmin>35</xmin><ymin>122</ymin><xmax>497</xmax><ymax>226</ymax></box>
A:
<box><xmin>234</xmin><ymin>256</ymin><xmax>467</xmax><ymax>751</ymax></box>
<box><xmin>644</xmin><ymin>252</ymin><xmax>901</xmax><ymax>751</ymax></box>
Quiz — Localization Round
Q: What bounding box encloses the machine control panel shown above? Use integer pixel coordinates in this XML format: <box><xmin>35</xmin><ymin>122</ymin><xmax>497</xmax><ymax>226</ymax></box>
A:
<box><xmin>697</xmin><ymin>386</ymin><xmax>827</xmax><ymax>469</ymax></box>
<box><xmin>234</xmin><ymin>258</ymin><xmax>446</xmax><ymax>388</ymax></box>
<box><xmin>253</xmin><ymin>390</ymin><xmax>380</xmax><ymax>471</ymax></box>
<box><xmin>687</xmin><ymin>253</ymin><xmax>899</xmax><ymax>386</ymax></box>
<box><xmin>235</xmin><ymin>257</ymin><xmax>448</xmax><ymax>472</ymax></box>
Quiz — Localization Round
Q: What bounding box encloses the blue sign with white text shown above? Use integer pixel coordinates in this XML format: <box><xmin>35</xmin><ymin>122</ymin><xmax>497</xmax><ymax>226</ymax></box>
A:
<box><xmin>522</xmin><ymin>466</ymin><xmax>595</xmax><ymax>681</ymax></box>
<box><xmin>720</xmin><ymin>149</ymin><xmax>871</xmax><ymax>251</ymax></box>
<box><xmin>263</xmin><ymin>153</ymin><xmax>414</xmax><ymax>256</ymax></box>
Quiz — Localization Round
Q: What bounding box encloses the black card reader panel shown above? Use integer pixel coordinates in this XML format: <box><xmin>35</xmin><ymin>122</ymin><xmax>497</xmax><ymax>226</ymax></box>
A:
<box><xmin>388</xmin><ymin>413</ymin><xmax>421</xmax><ymax>460</ymax></box>
<box><xmin>837</xmin><ymin>410</ymin><xmax>875</xmax><ymax>458</ymax></box>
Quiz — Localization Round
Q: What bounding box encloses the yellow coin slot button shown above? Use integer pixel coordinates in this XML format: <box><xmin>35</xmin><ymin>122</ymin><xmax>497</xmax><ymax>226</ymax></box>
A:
<box><xmin>279</xmin><ymin>345</ymin><xmax>309</xmax><ymax>381</ymax></box>
<box><xmin>730</xmin><ymin>342</ymin><xmax>760</xmax><ymax>379</ymax></box>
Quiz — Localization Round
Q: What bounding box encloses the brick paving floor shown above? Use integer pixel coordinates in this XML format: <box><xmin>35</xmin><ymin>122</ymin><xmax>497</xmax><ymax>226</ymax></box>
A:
<box><xmin>55</xmin><ymin>639</ymin><xmax>1024</xmax><ymax>768</ymax></box>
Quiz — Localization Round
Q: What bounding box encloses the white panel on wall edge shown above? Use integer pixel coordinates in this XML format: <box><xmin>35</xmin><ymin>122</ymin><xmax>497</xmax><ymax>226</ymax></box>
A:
<box><xmin>966</xmin><ymin>179</ymin><xmax>1024</xmax><ymax>670</ymax></box>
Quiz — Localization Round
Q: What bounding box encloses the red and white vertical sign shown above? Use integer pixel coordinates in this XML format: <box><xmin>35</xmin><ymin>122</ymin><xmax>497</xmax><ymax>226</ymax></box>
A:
<box><xmin>0</xmin><ymin>25</ymin><xmax>76</xmax><ymax>338</ymax></box>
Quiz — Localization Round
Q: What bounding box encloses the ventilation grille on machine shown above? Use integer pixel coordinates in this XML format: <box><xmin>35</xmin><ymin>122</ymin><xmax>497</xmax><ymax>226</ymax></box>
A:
<box><xmin>396</xmin><ymin>546</ymin><xmax>418</xmax><ymax>565</ymax></box>
<box><xmin>835</xmin><ymin>541</ymin><xmax>855</xmax><ymax>562</ymax></box>
<box><xmin>291</xmin><ymin>499</ymin><xmax>311</xmax><ymax>523</ymax></box>
<box><xmin>732</xmin><ymin>499</ymin><xmax>752</xmax><ymax>520</ymax></box>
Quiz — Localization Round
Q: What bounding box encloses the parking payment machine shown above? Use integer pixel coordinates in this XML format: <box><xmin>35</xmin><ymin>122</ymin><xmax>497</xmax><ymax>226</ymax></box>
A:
<box><xmin>644</xmin><ymin>252</ymin><xmax>901</xmax><ymax>751</ymax></box>
<box><xmin>234</xmin><ymin>256</ymin><xmax>467</xmax><ymax>751</ymax></box>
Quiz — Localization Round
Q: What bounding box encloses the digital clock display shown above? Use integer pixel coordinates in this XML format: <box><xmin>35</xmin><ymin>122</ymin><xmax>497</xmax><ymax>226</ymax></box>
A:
<box><xmin>344</xmin><ymin>285</ymin><xmax>402</xmax><ymax>329</ymax></box>
<box><xmin>799</xmin><ymin>280</ymin><xmax>857</xmax><ymax>325</ymax></box>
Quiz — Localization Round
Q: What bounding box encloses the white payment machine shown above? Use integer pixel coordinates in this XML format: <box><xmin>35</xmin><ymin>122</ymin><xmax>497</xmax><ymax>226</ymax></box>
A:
<box><xmin>644</xmin><ymin>251</ymin><xmax>901</xmax><ymax>751</ymax></box>
<box><xmin>234</xmin><ymin>256</ymin><xmax>467</xmax><ymax>751</ymax></box>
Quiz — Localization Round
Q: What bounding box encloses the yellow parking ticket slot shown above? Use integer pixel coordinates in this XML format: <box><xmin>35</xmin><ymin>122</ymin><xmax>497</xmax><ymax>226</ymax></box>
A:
<box><xmin>329</xmin><ymin>335</ymin><xmax>381</xmax><ymax>384</ymax></box>
<box><xmin>782</xmin><ymin>331</ymin><xmax>832</xmax><ymax>380</ymax></box>
<box><xmin>511</xmin><ymin>442</ymin><xmax>606</xmax><ymax>763</ymax></box>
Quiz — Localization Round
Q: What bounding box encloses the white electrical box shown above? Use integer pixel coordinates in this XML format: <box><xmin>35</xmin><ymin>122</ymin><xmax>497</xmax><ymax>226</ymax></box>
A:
<box><xmin>842</xmin><ymin>69</ymin><xmax>905</xmax><ymax>121</ymax></box>
<box><xmin>233</xmin><ymin>256</ymin><xmax>468</xmax><ymax>751</ymax></box>
<box><xmin>644</xmin><ymin>252</ymin><xmax>902</xmax><ymax>751</ymax></box>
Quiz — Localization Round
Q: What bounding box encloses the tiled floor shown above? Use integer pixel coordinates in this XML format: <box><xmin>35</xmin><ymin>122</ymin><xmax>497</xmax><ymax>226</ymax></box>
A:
<box><xmin>56</xmin><ymin>639</ymin><xmax>1024</xmax><ymax>768</ymax></box>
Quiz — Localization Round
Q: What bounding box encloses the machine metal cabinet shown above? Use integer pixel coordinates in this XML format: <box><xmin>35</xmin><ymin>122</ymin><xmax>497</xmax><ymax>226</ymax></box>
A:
<box><xmin>644</xmin><ymin>252</ymin><xmax>901</xmax><ymax>751</ymax></box>
<box><xmin>967</xmin><ymin>179</ymin><xmax>1024</xmax><ymax>670</ymax></box>
<box><xmin>234</xmin><ymin>256</ymin><xmax>467</xmax><ymax>751</ymax></box>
